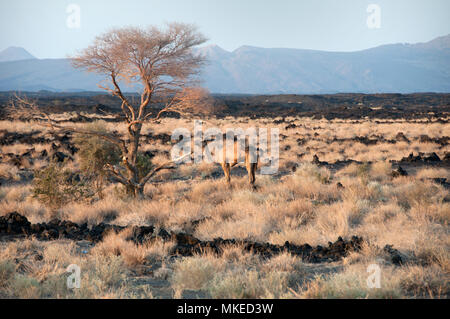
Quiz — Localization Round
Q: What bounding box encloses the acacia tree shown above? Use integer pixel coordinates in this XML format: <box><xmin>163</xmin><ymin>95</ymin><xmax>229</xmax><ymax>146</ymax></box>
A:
<box><xmin>73</xmin><ymin>23</ymin><xmax>209</xmax><ymax>196</ymax></box>
<box><xmin>13</xmin><ymin>23</ymin><xmax>210</xmax><ymax>197</ymax></box>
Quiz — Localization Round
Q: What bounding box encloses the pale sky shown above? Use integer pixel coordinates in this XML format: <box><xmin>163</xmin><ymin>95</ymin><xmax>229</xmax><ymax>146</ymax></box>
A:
<box><xmin>1</xmin><ymin>0</ymin><xmax>449</xmax><ymax>58</ymax></box>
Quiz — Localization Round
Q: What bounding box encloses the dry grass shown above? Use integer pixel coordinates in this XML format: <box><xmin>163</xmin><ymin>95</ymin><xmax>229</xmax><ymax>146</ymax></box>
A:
<box><xmin>0</xmin><ymin>116</ymin><xmax>448</xmax><ymax>298</ymax></box>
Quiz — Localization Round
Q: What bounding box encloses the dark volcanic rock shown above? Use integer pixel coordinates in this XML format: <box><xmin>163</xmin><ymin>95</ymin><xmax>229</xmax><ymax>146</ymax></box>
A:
<box><xmin>395</xmin><ymin>132</ymin><xmax>410</xmax><ymax>143</ymax></box>
<box><xmin>273</xmin><ymin>118</ymin><xmax>286</xmax><ymax>124</ymax></box>
<box><xmin>127</xmin><ymin>225</ymin><xmax>155</xmax><ymax>244</ymax></box>
<box><xmin>400</xmin><ymin>152</ymin><xmax>441</xmax><ymax>163</ymax></box>
<box><xmin>1</xmin><ymin>92</ymin><xmax>449</xmax><ymax>121</ymax></box>
<box><xmin>52</xmin><ymin>151</ymin><xmax>69</xmax><ymax>162</ymax></box>
<box><xmin>311</xmin><ymin>154</ymin><xmax>328</xmax><ymax>165</ymax></box>
<box><xmin>391</xmin><ymin>166</ymin><xmax>408</xmax><ymax>178</ymax></box>
<box><xmin>0</xmin><ymin>131</ymin><xmax>47</xmax><ymax>145</ymax></box>
<box><xmin>0</xmin><ymin>213</ymin><xmax>121</xmax><ymax>242</ymax></box>
<box><xmin>86</xmin><ymin>223</ymin><xmax>125</xmax><ymax>242</ymax></box>
<box><xmin>169</xmin><ymin>234</ymin><xmax>364</xmax><ymax>263</ymax></box>
<box><xmin>0</xmin><ymin>212</ymin><xmax>368</xmax><ymax>263</ymax></box>
<box><xmin>425</xmin><ymin>152</ymin><xmax>441</xmax><ymax>162</ymax></box>
<box><xmin>285</xmin><ymin>123</ymin><xmax>297</xmax><ymax>129</ymax></box>
<box><xmin>144</xmin><ymin>133</ymin><xmax>172</xmax><ymax>144</ymax></box>
<box><xmin>443</xmin><ymin>152</ymin><xmax>450</xmax><ymax>162</ymax></box>
<box><xmin>157</xmin><ymin>228</ymin><xmax>171</xmax><ymax>240</ymax></box>
<box><xmin>353</xmin><ymin>136</ymin><xmax>378</xmax><ymax>145</ymax></box>
<box><xmin>312</xmin><ymin>154</ymin><xmax>320</xmax><ymax>164</ymax></box>
<box><xmin>69</xmin><ymin>114</ymin><xmax>94</xmax><ymax>123</ymax></box>
<box><xmin>383</xmin><ymin>244</ymin><xmax>404</xmax><ymax>265</ymax></box>
<box><xmin>0</xmin><ymin>212</ymin><xmax>31</xmax><ymax>235</ymax></box>
<box><xmin>418</xmin><ymin>135</ymin><xmax>449</xmax><ymax>147</ymax></box>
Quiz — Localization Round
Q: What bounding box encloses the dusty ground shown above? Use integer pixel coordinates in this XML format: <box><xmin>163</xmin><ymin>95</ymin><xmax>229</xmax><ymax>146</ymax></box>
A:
<box><xmin>0</xmin><ymin>112</ymin><xmax>449</xmax><ymax>299</ymax></box>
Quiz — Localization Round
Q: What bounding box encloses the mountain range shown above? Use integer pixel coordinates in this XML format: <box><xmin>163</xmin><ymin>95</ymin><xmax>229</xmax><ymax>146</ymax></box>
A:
<box><xmin>0</xmin><ymin>34</ymin><xmax>449</xmax><ymax>94</ymax></box>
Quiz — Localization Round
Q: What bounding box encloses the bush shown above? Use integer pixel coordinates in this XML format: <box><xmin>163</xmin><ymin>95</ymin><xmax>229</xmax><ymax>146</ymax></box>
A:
<box><xmin>73</xmin><ymin>123</ymin><xmax>121</xmax><ymax>196</ymax></box>
<box><xmin>295</xmin><ymin>163</ymin><xmax>331</xmax><ymax>184</ymax></box>
<box><xmin>0</xmin><ymin>260</ymin><xmax>15</xmax><ymax>288</ymax></box>
<box><xmin>32</xmin><ymin>161</ymin><xmax>91</xmax><ymax>209</ymax></box>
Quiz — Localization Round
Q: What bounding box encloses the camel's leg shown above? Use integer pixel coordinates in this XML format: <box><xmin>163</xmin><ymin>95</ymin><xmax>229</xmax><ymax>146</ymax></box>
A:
<box><xmin>221</xmin><ymin>162</ymin><xmax>231</xmax><ymax>187</ymax></box>
<box><xmin>245</xmin><ymin>145</ymin><xmax>258</xmax><ymax>189</ymax></box>
<box><xmin>246</xmin><ymin>160</ymin><xmax>257</xmax><ymax>189</ymax></box>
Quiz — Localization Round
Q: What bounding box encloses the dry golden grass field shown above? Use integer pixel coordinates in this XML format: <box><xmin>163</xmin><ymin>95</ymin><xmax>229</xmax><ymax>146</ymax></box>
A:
<box><xmin>0</xmin><ymin>113</ymin><xmax>449</xmax><ymax>299</ymax></box>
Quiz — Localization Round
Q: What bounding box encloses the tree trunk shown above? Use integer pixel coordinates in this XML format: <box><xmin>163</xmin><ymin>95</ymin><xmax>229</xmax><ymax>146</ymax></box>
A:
<box><xmin>129</xmin><ymin>123</ymin><xmax>142</xmax><ymax>165</ymax></box>
<box><xmin>125</xmin><ymin>183</ymin><xmax>144</xmax><ymax>197</ymax></box>
<box><xmin>125</xmin><ymin>123</ymin><xmax>143</xmax><ymax>197</ymax></box>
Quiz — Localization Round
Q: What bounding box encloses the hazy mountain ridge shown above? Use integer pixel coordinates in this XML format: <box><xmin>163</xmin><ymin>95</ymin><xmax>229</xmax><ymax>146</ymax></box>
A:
<box><xmin>196</xmin><ymin>35</ymin><xmax>450</xmax><ymax>93</ymax></box>
<box><xmin>0</xmin><ymin>47</ymin><xmax>36</xmax><ymax>62</ymax></box>
<box><xmin>0</xmin><ymin>35</ymin><xmax>449</xmax><ymax>93</ymax></box>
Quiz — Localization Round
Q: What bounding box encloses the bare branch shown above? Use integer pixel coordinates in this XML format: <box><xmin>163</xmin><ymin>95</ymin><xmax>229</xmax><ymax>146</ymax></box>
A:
<box><xmin>152</xmin><ymin>87</ymin><xmax>214</xmax><ymax>121</ymax></box>
<box><xmin>104</xmin><ymin>164</ymin><xmax>128</xmax><ymax>185</ymax></box>
<box><xmin>139</xmin><ymin>152</ymin><xmax>191</xmax><ymax>186</ymax></box>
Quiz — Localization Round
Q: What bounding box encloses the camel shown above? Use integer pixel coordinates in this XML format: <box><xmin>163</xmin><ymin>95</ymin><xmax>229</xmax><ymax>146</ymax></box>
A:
<box><xmin>211</xmin><ymin>133</ymin><xmax>259</xmax><ymax>188</ymax></box>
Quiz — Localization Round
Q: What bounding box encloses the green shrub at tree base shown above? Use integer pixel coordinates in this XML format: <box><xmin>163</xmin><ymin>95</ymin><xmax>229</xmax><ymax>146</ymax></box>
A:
<box><xmin>32</xmin><ymin>161</ymin><xmax>91</xmax><ymax>209</ymax></box>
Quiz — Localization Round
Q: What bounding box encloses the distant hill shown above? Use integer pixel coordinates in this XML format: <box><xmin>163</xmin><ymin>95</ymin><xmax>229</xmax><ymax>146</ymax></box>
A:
<box><xmin>0</xmin><ymin>47</ymin><xmax>36</xmax><ymax>62</ymax></box>
<box><xmin>0</xmin><ymin>35</ymin><xmax>449</xmax><ymax>93</ymax></box>
<box><xmin>0</xmin><ymin>58</ymin><xmax>104</xmax><ymax>92</ymax></box>
<box><xmin>196</xmin><ymin>34</ymin><xmax>450</xmax><ymax>94</ymax></box>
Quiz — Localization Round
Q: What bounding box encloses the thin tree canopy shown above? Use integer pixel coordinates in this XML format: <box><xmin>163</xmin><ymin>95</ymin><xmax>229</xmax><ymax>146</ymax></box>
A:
<box><xmin>72</xmin><ymin>23</ymin><xmax>208</xmax><ymax>120</ymax></box>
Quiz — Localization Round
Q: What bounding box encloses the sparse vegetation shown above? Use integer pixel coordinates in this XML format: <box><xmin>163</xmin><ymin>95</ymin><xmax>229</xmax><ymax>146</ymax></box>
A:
<box><xmin>73</xmin><ymin>123</ymin><xmax>121</xmax><ymax>197</ymax></box>
<box><xmin>0</xmin><ymin>104</ymin><xmax>449</xmax><ymax>299</ymax></box>
<box><xmin>32</xmin><ymin>161</ymin><xmax>91</xmax><ymax>209</ymax></box>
